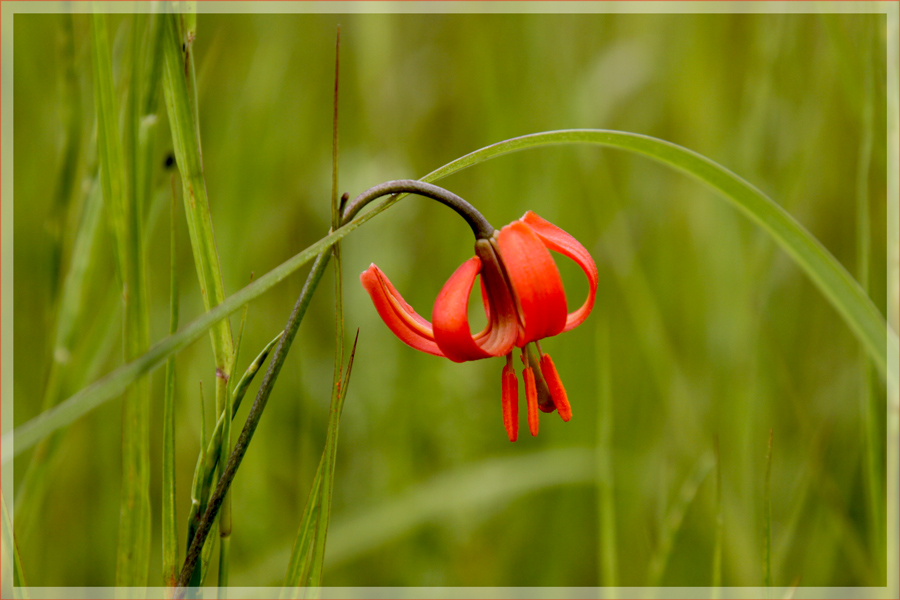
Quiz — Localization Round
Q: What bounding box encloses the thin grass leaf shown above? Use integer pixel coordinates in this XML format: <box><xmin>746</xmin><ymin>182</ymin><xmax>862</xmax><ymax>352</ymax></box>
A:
<box><xmin>175</xmin><ymin>250</ymin><xmax>332</xmax><ymax>594</ymax></box>
<box><xmin>14</xmin><ymin>176</ymin><xmax>105</xmax><ymax>540</ymax></box>
<box><xmin>301</xmin><ymin>28</ymin><xmax>348</xmax><ymax>594</ymax></box>
<box><xmin>218</xmin><ymin>279</ymin><xmax>250</xmax><ymax>592</ymax></box>
<box><xmin>48</xmin><ymin>13</ymin><xmax>82</xmax><ymax>305</ymax></box>
<box><xmin>90</xmin><ymin>12</ymin><xmax>151</xmax><ymax>587</ymax></box>
<box><xmin>282</xmin><ymin>333</ymin><xmax>359</xmax><ymax>596</ymax></box>
<box><xmin>2</xmin><ymin>493</ymin><xmax>27</xmax><ymax>597</ymax></box>
<box><xmin>646</xmin><ymin>451</ymin><xmax>715</xmax><ymax>587</ymax></box>
<box><xmin>248</xmin><ymin>448</ymin><xmax>597</xmax><ymax>583</ymax></box>
<box><xmin>8</xmin><ymin>128</ymin><xmax>893</xmax><ymax>462</ymax></box>
<box><xmin>162</xmin><ymin>182</ymin><xmax>180</xmax><ymax>588</ymax></box>
<box><xmin>184</xmin><ymin>331</ymin><xmax>282</xmax><ymax>564</ymax></box>
<box><xmin>855</xmin><ymin>16</ymin><xmax>884</xmax><ymax>584</ymax></box>
<box><xmin>161</xmin><ymin>10</ymin><xmax>234</xmax><ymax>377</ymax></box>
<box><xmin>306</xmin><ymin>332</ymin><xmax>359</xmax><ymax>591</ymax></box>
<box><xmin>282</xmin><ymin>454</ymin><xmax>325</xmax><ymax>596</ymax></box>
<box><xmin>416</xmin><ymin>130</ymin><xmax>896</xmax><ymax>387</ymax></box>
<box><xmin>595</xmin><ymin>315</ymin><xmax>618</xmax><ymax>591</ymax></box>
<box><xmin>712</xmin><ymin>437</ymin><xmax>724</xmax><ymax>595</ymax></box>
<box><xmin>764</xmin><ymin>429</ymin><xmax>774</xmax><ymax>588</ymax></box>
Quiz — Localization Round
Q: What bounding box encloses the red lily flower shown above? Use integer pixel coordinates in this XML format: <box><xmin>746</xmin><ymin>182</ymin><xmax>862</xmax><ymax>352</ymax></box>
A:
<box><xmin>361</xmin><ymin>211</ymin><xmax>598</xmax><ymax>442</ymax></box>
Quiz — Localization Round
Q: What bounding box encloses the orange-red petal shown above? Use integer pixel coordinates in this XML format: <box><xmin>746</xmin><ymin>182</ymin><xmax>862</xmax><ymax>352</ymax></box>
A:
<box><xmin>521</xmin><ymin>211</ymin><xmax>598</xmax><ymax>332</ymax></box>
<box><xmin>432</xmin><ymin>242</ymin><xmax>519</xmax><ymax>363</ymax></box>
<box><xmin>501</xmin><ymin>362</ymin><xmax>519</xmax><ymax>442</ymax></box>
<box><xmin>496</xmin><ymin>221</ymin><xmax>567</xmax><ymax>346</ymax></box>
<box><xmin>523</xmin><ymin>366</ymin><xmax>540</xmax><ymax>436</ymax></box>
<box><xmin>539</xmin><ymin>353</ymin><xmax>571</xmax><ymax>421</ymax></box>
<box><xmin>360</xmin><ymin>264</ymin><xmax>444</xmax><ymax>357</ymax></box>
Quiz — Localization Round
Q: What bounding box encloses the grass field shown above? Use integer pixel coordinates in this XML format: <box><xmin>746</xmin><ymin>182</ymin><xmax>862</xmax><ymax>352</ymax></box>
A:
<box><xmin>6</xmin><ymin>8</ymin><xmax>896</xmax><ymax>592</ymax></box>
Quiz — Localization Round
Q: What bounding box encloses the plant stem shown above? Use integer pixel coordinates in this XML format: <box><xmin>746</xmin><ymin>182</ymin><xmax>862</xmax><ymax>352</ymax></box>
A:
<box><xmin>175</xmin><ymin>250</ymin><xmax>332</xmax><ymax>594</ymax></box>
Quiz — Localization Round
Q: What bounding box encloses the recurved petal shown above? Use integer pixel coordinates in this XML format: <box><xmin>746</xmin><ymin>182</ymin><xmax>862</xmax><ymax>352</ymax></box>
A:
<box><xmin>521</xmin><ymin>211</ymin><xmax>598</xmax><ymax>332</ymax></box>
<box><xmin>360</xmin><ymin>264</ymin><xmax>444</xmax><ymax>357</ymax></box>
<box><xmin>496</xmin><ymin>220</ymin><xmax>567</xmax><ymax>345</ymax></box>
<box><xmin>432</xmin><ymin>257</ymin><xmax>495</xmax><ymax>363</ymax></box>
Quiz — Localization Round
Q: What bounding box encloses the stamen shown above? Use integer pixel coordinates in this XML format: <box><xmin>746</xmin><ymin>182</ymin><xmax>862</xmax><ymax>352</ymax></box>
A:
<box><xmin>539</xmin><ymin>353</ymin><xmax>571</xmax><ymax>421</ymax></box>
<box><xmin>501</xmin><ymin>354</ymin><xmax>519</xmax><ymax>442</ymax></box>
<box><xmin>523</xmin><ymin>366</ymin><xmax>540</xmax><ymax>437</ymax></box>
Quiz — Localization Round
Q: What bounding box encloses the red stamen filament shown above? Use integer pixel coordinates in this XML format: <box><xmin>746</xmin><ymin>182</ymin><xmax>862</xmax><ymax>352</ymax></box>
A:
<box><xmin>523</xmin><ymin>366</ymin><xmax>540</xmax><ymax>436</ymax></box>
<box><xmin>501</xmin><ymin>354</ymin><xmax>519</xmax><ymax>442</ymax></box>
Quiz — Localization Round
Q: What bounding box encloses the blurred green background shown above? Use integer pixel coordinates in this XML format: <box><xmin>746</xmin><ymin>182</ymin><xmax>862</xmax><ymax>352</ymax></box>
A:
<box><xmin>12</xmin><ymin>10</ymin><xmax>892</xmax><ymax>589</ymax></box>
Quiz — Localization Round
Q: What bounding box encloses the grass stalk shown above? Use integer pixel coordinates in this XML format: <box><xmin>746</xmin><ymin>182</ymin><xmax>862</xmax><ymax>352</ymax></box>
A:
<box><xmin>646</xmin><ymin>451</ymin><xmax>715</xmax><ymax>588</ymax></box>
<box><xmin>712</xmin><ymin>437</ymin><xmax>724</xmax><ymax>594</ymax></box>
<box><xmin>856</xmin><ymin>15</ymin><xmax>884</xmax><ymax>585</ymax></box>
<box><xmin>595</xmin><ymin>315</ymin><xmax>618</xmax><ymax>592</ymax></box>
<box><xmin>14</xmin><ymin>175</ymin><xmax>105</xmax><ymax>539</ymax></box>
<box><xmin>90</xmin><ymin>12</ymin><xmax>151</xmax><ymax>587</ymax></box>
<box><xmin>162</xmin><ymin>182</ymin><xmax>180</xmax><ymax>588</ymax></box>
<box><xmin>175</xmin><ymin>250</ymin><xmax>332</xmax><ymax>594</ymax></box>
<box><xmin>764</xmin><ymin>429</ymin><xmax>774</xmax><ymax>588</ymax></box>
<box><xmin>2</xmin><ymin>493</ymin><xmax>27</xmax><ymax>596</ymax></box>
<box><xmin>161</xmin><ymin>10</ymin><xmax>234</xmax><ymax>378</ymax></box>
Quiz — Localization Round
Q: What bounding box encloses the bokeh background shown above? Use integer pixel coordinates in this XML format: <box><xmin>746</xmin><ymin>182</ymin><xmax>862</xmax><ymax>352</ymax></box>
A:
<box><xmin>11</xmin><ymin>10</ymin><xmax>893</xmax><ymax>589</ymax></box>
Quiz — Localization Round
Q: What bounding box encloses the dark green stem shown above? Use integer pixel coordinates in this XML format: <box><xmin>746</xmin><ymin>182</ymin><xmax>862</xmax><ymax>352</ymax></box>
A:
<box><xmin>341</xmin><ymin>179</ymin><xmax>494</xmax><ymax>239</ymax></box>
<box><xmin>175</xmin><ymin>250</ymin><xmax>331</xmax><ymax>593</ymax></box>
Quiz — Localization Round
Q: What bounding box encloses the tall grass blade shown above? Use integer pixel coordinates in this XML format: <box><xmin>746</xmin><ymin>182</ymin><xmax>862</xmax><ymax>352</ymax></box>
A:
<box><xmin>247</xmin><ymin>448</ymin><xmax>597</xmax><ymax>583</ymax></box>
<box><xmin>175</xmin><ymin>251</ymin><xmax>332</xmax><ymax>594</ymax></box>
<box><xmin>282</xmin><ymin>454</ymin><xmax>325</xmax><ymax>595</ymax></box>
<box><xmin>418</xmin><ymin>130</ymin><xmax>896</xmax><ymax>387</ymax></box>
<box><xmin>307</xmin><ymin>332</ymin><xmax>358</xmax><ymax>591</ymax></box>
<box><xmin>7</xmin><ymin>128</ymin><xmax>893</xmax><ymax>464</ymax></box>
<box><xmin>2</xmin><ymin>493</ymin><xmax>27</xmax><ymax>597</ymax></box>
<box><xmin>162</xmin><ymin>182</ymin><xmax>180</xmax><ymax>588</ymax></box>
<box><xmin>595</xmin><ymin>315</ymin><xmax>618</xmax><ymax>591</ymax></box>
<box><xmin>764</xmin><ymin>429</ymin><xmax>774</xmax><ymax>588</ymax></box>
<box><xmin>14</xmin><ymin>176</ymin><xmax>105</xmax><ymax>539</ymax></box>
<box><xmin>90</xmin><ymin>12</ymin><xmax>151</xmax><ymax>587</ymax></box>
<box><xmin>712</xmin><ymin>437</ymin><xmax>724</xmax><ymax>594</ymax></box>
<box><xmin>303</xmin><ymin>27</ymin><xmax>348</xmax><ymax>594</ymax></box>
<box><xmin>646</xmin><ymin>451</ymin><xmax>715</xmax><ymax>587</ymax></box>
<box><xmin>161</xmin><ymin>10</ymin><xmax>234</xmax><ymax>377</ymax></box>
<box><xmin>855</xmin><ymin>15</ymin><xmax>884</xmax><ymax>585</ymax></box>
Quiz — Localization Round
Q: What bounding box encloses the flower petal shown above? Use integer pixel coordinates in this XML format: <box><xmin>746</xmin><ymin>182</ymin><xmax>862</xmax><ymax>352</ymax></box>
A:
<box><xmin>432</xmin><ymin>242</ymin><xmax>520</xmax><ymax>362</ymax></box>
<box><xmin>431</xmin><ymin>258</ymin><xmax>494</xmax><ymax>362</ymax></box>
<box><xmin>360</xmin><ymin>264</ymin><xmax>444</xmax><ymax>357</ymax></box>
<box><xmin>496</xmin><ymin>221</ymin><xmax>567</xmax><ymax>345</ymax></box>
<box><xmin>521</xmin><ymin>211</ymin><xmax>598</xmax><ymax>332</ymax></box>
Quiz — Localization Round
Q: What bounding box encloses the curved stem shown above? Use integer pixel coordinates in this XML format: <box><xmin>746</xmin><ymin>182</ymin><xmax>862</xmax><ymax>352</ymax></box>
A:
<box><xmin>341</xmin><ymin>179</ymin><xmax>494</xmax><ymax>239</ymax></box>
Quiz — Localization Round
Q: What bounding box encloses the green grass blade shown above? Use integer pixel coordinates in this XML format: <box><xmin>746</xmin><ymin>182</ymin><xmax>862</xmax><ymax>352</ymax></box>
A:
<box><xmin>185</xmin><ymin>332</ymin><xmax>281</xmax><ymax>560</ymax></box>
<box><xmin>14</xmin><ymin>176</ymin><xmax>105</xmax><ymax>540</ymax></box>
<box><xmin>764</xmin><ymin>429</ymin><xmax>774</xmax><ymax>588</ymax></box>
<box><xmin>595</xmin><ymin>315</ymin><xmax>618</xmax><ymax>591</ymax></box>
<box><xmin>416</xmin><ymin>130</ymin><xmax>895</xmax><ymax>387</ymax></box>
<box><xmin>162</xmin><ymin>185</ymin><xmax>180</xmax><ymax>587</ymax></box>
<box><xmin>712</xmin><ymin>437</ymin><xmax>724</xmax><ymax>594</ymax></box>
<box><xmin>161</xmin><ymin>10</ymin><xmax>233</xmax><ymax>376</ymax></box>
<box><xmin>282</xmin><ymin>448</ymin><xmax>325</xmax><ymax>596</ymax></box>
<box><xmin>8</xmin><ymin>127</ymin><xmax>892</xmax><ymax>467</ymax></box>
<box><xmin>646</xmin><ymin>451</ymin><xmax>715</xmax><ymax>587</ymax></box>
<box><xmin>855</xmin><ymin>16</ymin><xmax>884</xmax><ymax>584</ymax></box>
<box><xmin>90</xmin><ymin>12</ymin><xmax>151</xmax><ymax>588</ymax></box>
<box><xmin>175</xmin><ymin>251</ymin><xmax>332</xmax><ymax>593</ymax></box>
<box><xmin>307</xmin><ymin>333</ymin><xmax>359</xmax><ymax>591</ymax></box>
<box><xmin>2</xmin><ymin>493</ymin><xmax>27</xmax><ymax>596</ymax></box>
